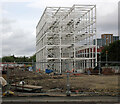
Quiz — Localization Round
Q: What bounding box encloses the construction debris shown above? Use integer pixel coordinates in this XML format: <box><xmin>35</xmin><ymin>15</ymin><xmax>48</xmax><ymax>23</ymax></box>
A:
<box><xmin>11</xmin><ymin>84</ymin><xmax>43</xmax><ymax>92</ymax></box>
<box><xmin>2</xmin><ymin>67</ymin><xmax>119</xmax><ymax>96</ymax></box>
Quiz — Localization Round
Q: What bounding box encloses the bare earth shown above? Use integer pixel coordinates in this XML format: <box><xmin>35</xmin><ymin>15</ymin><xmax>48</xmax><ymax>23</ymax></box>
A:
<box><xmin>7</xmin><ymin>69</ymin><xmax>119</xmax><ymax>96</ymax></box>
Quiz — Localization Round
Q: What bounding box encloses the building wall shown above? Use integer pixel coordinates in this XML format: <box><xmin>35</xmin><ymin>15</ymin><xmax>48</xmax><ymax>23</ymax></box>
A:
<box><xmin>95</xmin><ymin>35</ymin><xmax>119</xmax><ymax>48</ymax></box>
<box><xmin>101</xmin><ymin>34</ymin><xmax>113</xmax><ymax>46</ymax></box>
<box><xmin>94</xmin><ymin>39</ymin><xmax>103</xmax><ymax>47</ymax></box>
<box><xmin>113</xmin><ymin>36</ymin><xmax>119</xmax><ymax>42</ymax></box>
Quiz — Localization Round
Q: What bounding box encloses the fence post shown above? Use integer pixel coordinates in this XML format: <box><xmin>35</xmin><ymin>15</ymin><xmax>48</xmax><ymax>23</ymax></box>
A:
<box><xmin>98</xmin><ymin>53</ymin><xmax>101</xmax><ymax>75</ymax></box>
<box><xmin>66</xmin><ymin>72</ymin><xmax>71</xmax><ymax>96</ymax></box>
<box><xmin>106</xmin><ymin>51</ymin><xmax>108</xmax><ymax>67</ymax></box>
<box><xmin>33</xmin><ymin>61</ymin><xmax>36</xmax><ymax>72</ymax></box>
<box><xmin>7</xmin><ymin>63</ymin><xmax>10</xmax><ymax>90</ymax></box>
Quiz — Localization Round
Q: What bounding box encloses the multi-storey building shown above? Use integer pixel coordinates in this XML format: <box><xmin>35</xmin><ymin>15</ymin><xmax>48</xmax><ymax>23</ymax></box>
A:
<box><xmin>36</xmin><ymin>5</ymin><xmax>97</xmax><ymax>73</ymax></box>
<box><xmin>94</xmin><ymin>34</ymin><xmax>119</xmax><ymax>48</ymax></box>
<box><xmin>101</xmin><ymin>34</ymin><xmax>113</xmax><ymax>46</ymax></box>
<box><xmin>113</xmin><ymin>36</ymin><xmax>119</xmax><ymax>42</ymax></box>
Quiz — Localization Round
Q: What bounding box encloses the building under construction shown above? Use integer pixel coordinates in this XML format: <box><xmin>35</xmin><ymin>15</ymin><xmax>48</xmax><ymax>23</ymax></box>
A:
<box><xmin>36</xmin><ymin>4</ymin><xmax>97</xmax><ymax>73</ymax></box>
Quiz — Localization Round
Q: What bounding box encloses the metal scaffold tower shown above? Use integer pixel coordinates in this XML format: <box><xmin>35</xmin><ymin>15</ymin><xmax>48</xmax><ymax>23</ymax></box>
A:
<box><xmin>36</xmin><ymin>4</ymin><xmax>97</xmax><ymax>73</ymax></box>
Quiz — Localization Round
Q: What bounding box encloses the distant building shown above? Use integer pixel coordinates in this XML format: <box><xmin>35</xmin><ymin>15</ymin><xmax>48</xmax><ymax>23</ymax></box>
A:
<box><xmin>93</xmin><ymin>38</ymin><xmax>103</xmax><ymax>48</ymax></box>
<box><xmin>113</xmin><ymin>36</ymin><xmax>119</xmax><ymax>42</ymax></box>
<box><xmin>94</xmin><ymin>34</ymin><xmax>119</xmax><ymax>55</ymax></box>
<box><xmin>94</xmin><ymin>34</ymin><xmax>119</xmax><ymax>47</ymax></box>
<box><xmin>94</xmin><ymin>34</ymin><xmax>119</xmax><ymax>48</ymax></box>
<box><xmin>101</xmin><ymin>34</ymin><xmax>113</xmax><ymax>46</ymax></box>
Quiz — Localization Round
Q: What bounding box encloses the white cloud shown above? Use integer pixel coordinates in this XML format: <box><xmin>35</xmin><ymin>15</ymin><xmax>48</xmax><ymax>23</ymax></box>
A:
<box><xmin>1</xmin><ymin>17</ymin><xmax>36</xmax><ymax>57</ymax></box>
<box><xmin>1</xmin><ymin>0</ymin><xmax>34</xmax><ymax>3</ymax></box>
<box><xmin>1</xmin><ymin>9</ymin><xmax>9</xmax><ymax>15</ymax></box>
<box><xmin>97</xmin><ymin>3</ymin><xmax>118</xmax><ymax>36</ymax></box>
<box><xmin>0</xmin><ymin>4</ymin><xmax>2</xmax><ymax>58</ymax></box>
<box><xmin>1</xmin><ymin>0</ymin><xmax>119</xmax><ymax>57</ymax></box>
<box><xmin>27</xmin><ymin>0</ymin><xmax>118</xmax><ymax>36</ymax></box>
<box><xmin>27</xmin><ymin>0</ymin><xmax>119</xmax><ymax>9</ymax></box>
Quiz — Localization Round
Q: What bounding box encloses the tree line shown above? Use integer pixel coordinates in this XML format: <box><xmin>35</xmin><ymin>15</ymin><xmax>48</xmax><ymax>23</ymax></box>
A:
<box><xmin>1</xmin><ymin>54</ymin><xmax>36</xmax><ymax>62</ymax></box>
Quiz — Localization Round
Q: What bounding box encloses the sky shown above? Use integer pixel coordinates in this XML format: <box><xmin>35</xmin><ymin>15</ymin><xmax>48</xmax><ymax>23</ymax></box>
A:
<box><xmin>0</xmin><ymin>0</ymin><xmax>119</xmax><ymax>57</ymax></box>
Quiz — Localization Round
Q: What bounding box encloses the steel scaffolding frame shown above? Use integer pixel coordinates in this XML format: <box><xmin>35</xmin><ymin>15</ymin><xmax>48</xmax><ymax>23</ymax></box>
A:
<box><xmin>36</xmin><ymin>5</ymin><xmax>97</xmax><ymax>73</ymax></box>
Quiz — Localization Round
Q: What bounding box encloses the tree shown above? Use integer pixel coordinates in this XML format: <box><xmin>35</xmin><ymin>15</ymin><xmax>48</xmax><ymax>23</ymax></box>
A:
<box><xmin>101</xmin><ymin>40</ymin><xmax>120</xmax><ymax>62</ymax></box>
<box><xmin>101</xmin><ymin>45</ymin><xmax>109</xmax><ymax>61</ymax></box>
<box><xmin>2</xmin><ymin>55</ymin><xmax>15</xmax><ymax>62</ymax></box>
<box><xmin>2</xmin><ymin>54</ymin><xmax>36</xmax><ymax>62</ymax></box>
<box><xmin>29</xmin><ymin>54</ymin><xmax>36</xmax><ymax>62</ymax></box>
<box><xmin>108</xmin><ymin>40</ymin><xmax>120</xmax><ymax>61</ymax></box>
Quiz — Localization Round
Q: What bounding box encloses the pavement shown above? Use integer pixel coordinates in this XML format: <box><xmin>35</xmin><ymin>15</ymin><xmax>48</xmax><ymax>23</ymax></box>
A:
<box><xmin>1</xmin><ymin>96</ymin><xmax>120</xmax><ymax>104</ymax></box>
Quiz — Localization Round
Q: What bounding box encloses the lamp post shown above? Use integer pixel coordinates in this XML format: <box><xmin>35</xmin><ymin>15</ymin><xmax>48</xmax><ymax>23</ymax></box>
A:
<box><xmin>66</xmin><ymin>72</ymin><xmax>70</xmax><ymax>96</ymax></box>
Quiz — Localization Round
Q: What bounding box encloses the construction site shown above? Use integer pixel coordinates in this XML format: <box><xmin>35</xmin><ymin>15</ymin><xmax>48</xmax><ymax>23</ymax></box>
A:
<box><xmin>1</xmin><ymin>62</ymin><xmax>120</xmax><ymax>97</ymax></box>
<box><xmin>0</xmin><ymin>4</ymin><xmax>120</xmax><ymax>104</ymax></box>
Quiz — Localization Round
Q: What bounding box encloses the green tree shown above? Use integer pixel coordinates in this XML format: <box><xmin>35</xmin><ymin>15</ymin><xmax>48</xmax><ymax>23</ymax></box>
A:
<box><xmin>2</xmin><ymin>54</ymin><xmax>36</xmax><ymax>62</ymax></box>
<box><xmin>101</xmin><ymin>40</ymin><xmax>120</xmax><ymax>62</ymax></box>
<box><xmin>101</xmin><ymin>45</ymin><xmax>109</xmax><ymax>61</ymax></box>
<box><xmin>2</xmin><ymin>55</ymin><xmax>15</xmax><ymax>62</ymax></box>
<box><xmin>108</xmin><ymin>40</ymin><xmax>120</xmax><ymax>61</ymax></box>
<box><xmin>29</xmin><ymin>54</ymin><xmax>36</xmax><ymax>62</ymax></box>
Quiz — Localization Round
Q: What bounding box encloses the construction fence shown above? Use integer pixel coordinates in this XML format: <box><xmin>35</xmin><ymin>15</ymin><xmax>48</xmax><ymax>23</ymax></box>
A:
<box><xmin>1</xmin><ymin>61</ymin><xmax>120</xmax><ymax>97</ymax></box>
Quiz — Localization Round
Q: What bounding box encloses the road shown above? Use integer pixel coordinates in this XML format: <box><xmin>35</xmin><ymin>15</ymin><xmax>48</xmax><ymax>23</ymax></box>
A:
<box><xmin>1</xmin><ymin>96</ymin><xmax>120</xmax><ymax>104</ymax></box>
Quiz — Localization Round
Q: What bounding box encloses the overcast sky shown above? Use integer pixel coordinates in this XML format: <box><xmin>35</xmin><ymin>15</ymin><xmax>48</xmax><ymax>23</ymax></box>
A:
<box><xmin>0</xmin><ymin>0</ymin><xmax>119</xmax><ymax>57</ymax></box>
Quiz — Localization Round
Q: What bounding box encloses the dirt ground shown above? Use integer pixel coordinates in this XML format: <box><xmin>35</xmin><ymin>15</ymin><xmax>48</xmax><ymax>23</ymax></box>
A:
<box><xmin>6</xmin><ymin>68</ymin><xmax>119</xmax><ymax>95</ymax></box>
